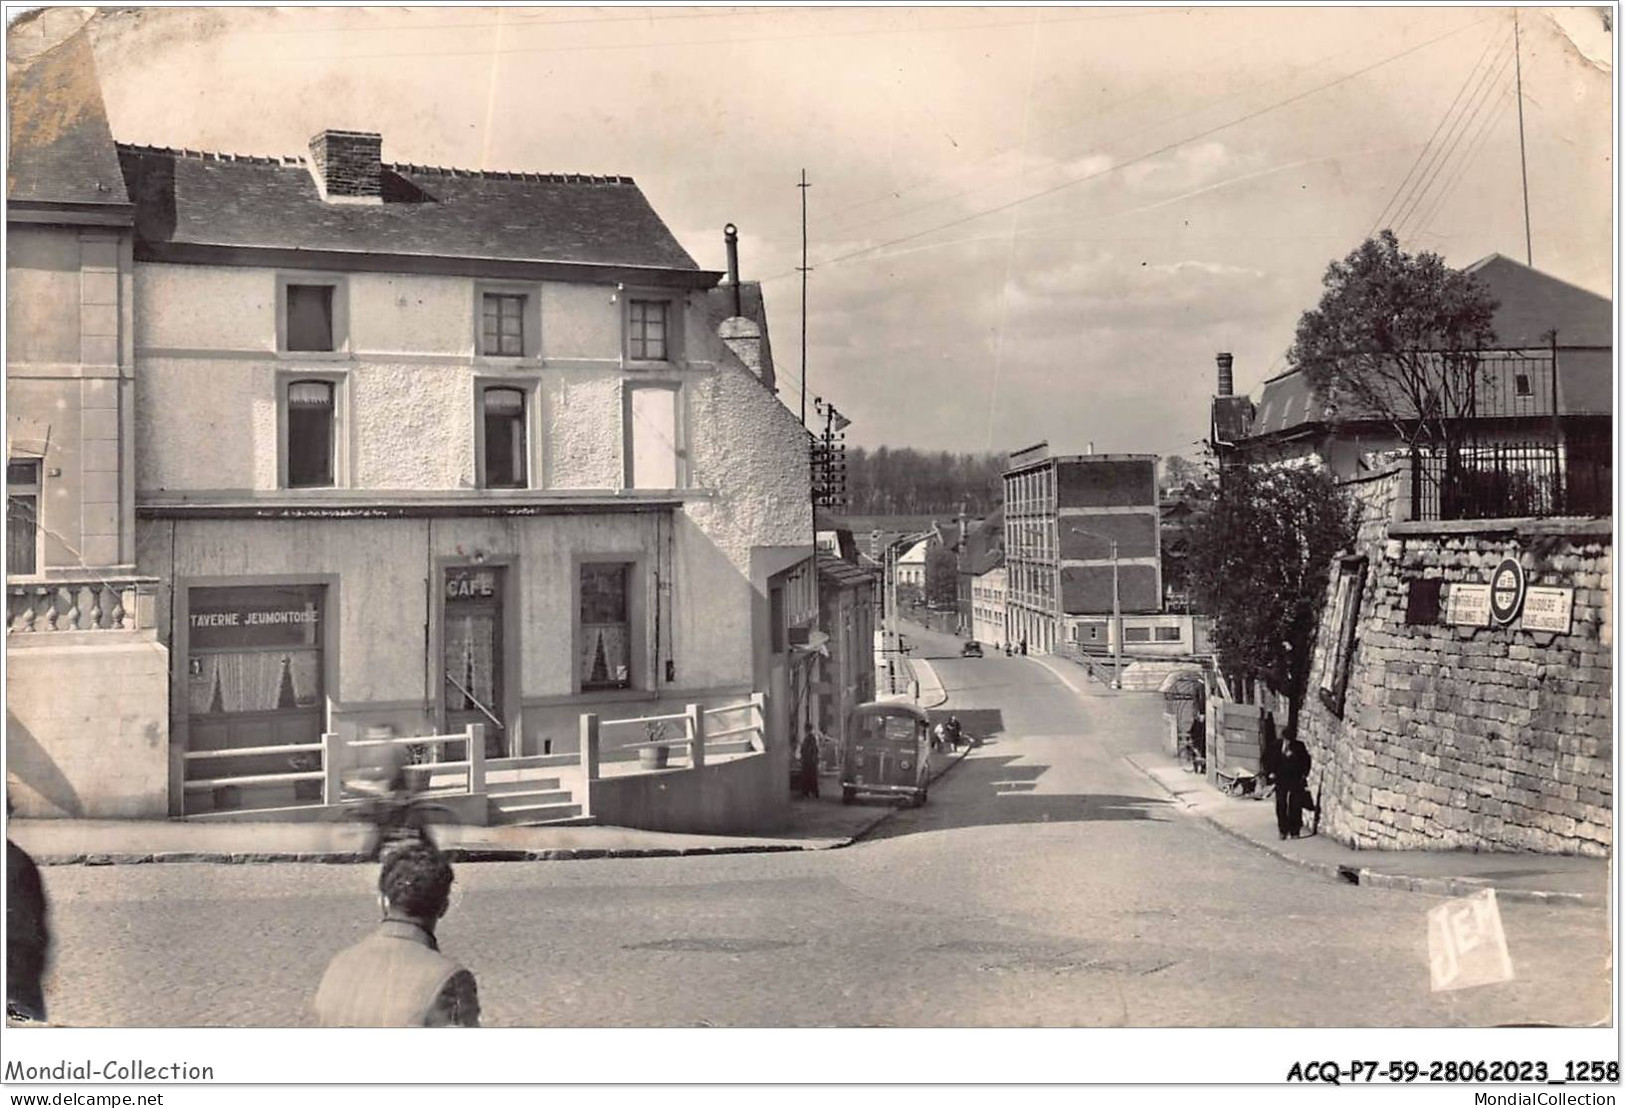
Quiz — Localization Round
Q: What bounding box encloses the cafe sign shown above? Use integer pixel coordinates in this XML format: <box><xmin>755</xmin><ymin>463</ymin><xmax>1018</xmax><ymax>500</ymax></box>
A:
<box><xmin>446</xmin><ymin>569</ymin><xmax>497</xmax><ymax>600</ymax></box>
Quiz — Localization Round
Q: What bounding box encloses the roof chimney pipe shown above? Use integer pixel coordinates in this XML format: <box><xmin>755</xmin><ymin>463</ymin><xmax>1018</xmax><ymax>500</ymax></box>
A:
<box><xmin>1216</xmin><ymin>352</ymin><xmax>1234</xmax><ymax>397</ymax></box>
<box><xmin>724</xmin><ymin>223</ymin><xmax>741</xmax><ymax>318</ymax></box>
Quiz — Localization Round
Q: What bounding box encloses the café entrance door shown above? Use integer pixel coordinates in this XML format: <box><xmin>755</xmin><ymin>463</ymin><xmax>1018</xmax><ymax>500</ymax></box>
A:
<box><xmin>442</xmin><ymin>566</ymin><xmax>507</xmax><ymax>760</ymax></box>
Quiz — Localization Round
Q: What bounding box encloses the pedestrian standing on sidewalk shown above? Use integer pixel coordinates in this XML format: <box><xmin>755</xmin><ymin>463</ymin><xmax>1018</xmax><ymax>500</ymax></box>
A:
<box><xmin>798</xmin><ymin>730</ymin><xmax>821</xmax><ymax>799</ymax></box>
<box><xmin>313</xmin><ymin>840</ymin><xmax>480</xmax><ymax>1027</ymax></box>
<box><xmin>1274</xmin><ymin>731</ymin><xmax>1313</xmax><ymax>840</ymax></box>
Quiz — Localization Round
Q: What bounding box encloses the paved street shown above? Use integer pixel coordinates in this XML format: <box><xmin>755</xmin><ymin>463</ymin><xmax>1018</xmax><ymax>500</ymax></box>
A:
<box><xmin>34</xmin><ymin>624</ymin><xmax>1611</xmax><ymax>1028</ymax></box>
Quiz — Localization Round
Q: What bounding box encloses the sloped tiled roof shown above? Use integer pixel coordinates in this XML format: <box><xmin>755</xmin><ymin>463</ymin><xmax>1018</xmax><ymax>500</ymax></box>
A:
<box><xmin>7</xmin><ymin>28</ymin><xmax>129</xmax><ymax>208</ymax></box>
<box><xmin>958</xmin><ymin>509</ymin><xmax>1004</xmax><ymax>576</ymax></box>
<box><xmin>1239</xmin><ymin>256</ymin><xmax>1613</xmax><ymax>441</ymax></box>
<box><xmin>1465</xmin><ymin>254</ymin><xmax>1612</xmax><ymax>347</ymax></box>
<box><xmin>116</xmin><ymin>143</ymin><xmax>703</xmax><ymax>272</ymax></box>
<box><xmin>818</xmin><ymin>552</ymin><xmax>877</xmax><ymax>589</ymax></box>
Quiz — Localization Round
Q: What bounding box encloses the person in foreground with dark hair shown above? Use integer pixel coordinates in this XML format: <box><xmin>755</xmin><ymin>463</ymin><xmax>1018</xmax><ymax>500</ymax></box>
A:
<box><xmin>7</xmin><ymin>828</ymin><xmax>50</xmax><ymax>1024</ymax></box>
<box><xmin>313</xmin><ymin>841</ymin><xmax>480</xmax><ymax>1027</ymax></box>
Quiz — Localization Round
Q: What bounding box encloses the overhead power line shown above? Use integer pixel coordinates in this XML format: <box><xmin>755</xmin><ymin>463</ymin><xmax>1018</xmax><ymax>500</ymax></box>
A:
<box><xmin>821</xmin><ymin>8</ymin><xmax>1458</xmax><ymax>249</ymax></box>
<box><xmin>782</xmin><ymin>14</ymin><xmax>1490</xmax><ymax>281</ymax></box>
<box><xmin>1409</xmin><ymin>83</ymin><xmax>1516</xmax><ymax>245</ymax></box>
<box><xmin>1391</xmin><ymin>40</ymin><xmax>1516</xmax><ymax>239</ymax></box>
<box><xmin>1367</xmin><ymin>20</ymin><xmax>1508</xmax><ymax>236</ymax></box>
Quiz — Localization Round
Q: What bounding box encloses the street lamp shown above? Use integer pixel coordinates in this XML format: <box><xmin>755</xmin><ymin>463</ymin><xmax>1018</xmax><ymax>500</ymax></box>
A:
<box><xmin>1064</xmin><ymin>525</ymin><xmax>1122</xmax><ymax>690</ymax></box>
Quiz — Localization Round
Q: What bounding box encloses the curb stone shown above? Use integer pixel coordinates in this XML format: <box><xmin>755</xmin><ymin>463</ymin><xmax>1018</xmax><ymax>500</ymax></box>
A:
<box><xmin>1123</xmin><ymin>754</ymin><xmax>1602</xmax><ymax>908</ymax></box>
<box><xmin>24</xmin><ymin>717</ymin><xmax>979</xmax><ymax>869</ymax></box>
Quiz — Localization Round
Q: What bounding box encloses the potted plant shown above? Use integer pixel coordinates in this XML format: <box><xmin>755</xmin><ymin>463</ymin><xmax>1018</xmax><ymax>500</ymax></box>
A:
<box><xmin>289</xmin><ymin>749</ymin><xmax>323</xmax><ymax>802</ymax></box>
<box><xmin>639</xmin><ymin>720</ymin><xmax>672</xmax><ymax>770</ymax></box>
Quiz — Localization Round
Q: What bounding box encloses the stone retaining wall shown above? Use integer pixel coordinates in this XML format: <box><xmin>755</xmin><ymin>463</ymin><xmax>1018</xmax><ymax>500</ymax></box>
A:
<box><xmin>1301</xmin><ymin>491</ymin><xmax>1612</xmax><ymax>856</ymax></box>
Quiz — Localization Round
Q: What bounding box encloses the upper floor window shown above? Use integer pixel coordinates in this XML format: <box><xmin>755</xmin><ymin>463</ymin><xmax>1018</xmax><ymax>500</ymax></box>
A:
<box><xmin>481</xmin><ymin>293</ymin><xmax>526</xmax><ymax>357</ymax></box>
<box><xmin>628</xmin><ymin>300</ymin><xmax>667</xmax><ymax>361</ymax></box>
<box><xmin>626</xmin><ymin>298</ymin><xmax>673</xmax><ymax>363</ymax></box>
<box><xmin>7</xmin><ymin>460</ymin><xmax>41</xmax><ymax>576</ymax></box>
<box><xmin>480</xmin><ymin>386</ymin><xmax>529</xmax><ymax>489</ymax></box>
<box><xmin>625</xmin><ymin>383</ymin><xmax>683</xmax><ymax>490</ymax></box>
<box><xmin>286</xmin><ymin>285</ymin><xmax>334</xmax><ymax>352</ymax></box>
<box><xmin>278</xmin><ymin>276</ymin><xmax>347</xmax><ymax>354</ymax></box>
<box><xmin>285</xmin><ymin>380</ymin><xmax>336</xmax><ymax>488</ymax></box>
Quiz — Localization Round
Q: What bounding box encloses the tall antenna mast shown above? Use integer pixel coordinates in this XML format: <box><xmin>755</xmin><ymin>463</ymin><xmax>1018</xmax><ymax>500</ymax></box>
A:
<box><xmin>1513</xmin><ymin>9</ymin><xmax>1534</xmax><ymax>266</ymax></box>
<box><xmin>798</xmin><ymin>168</ymin><xmax>811</xmax><ymax>427</ymax></box>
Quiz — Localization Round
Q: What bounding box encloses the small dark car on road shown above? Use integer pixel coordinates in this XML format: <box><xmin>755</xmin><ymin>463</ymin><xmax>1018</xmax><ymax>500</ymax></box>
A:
<box><xmin>960</xmin><ymin>640</ymin><xmax>983</xmax><ymax>658</ymax></box>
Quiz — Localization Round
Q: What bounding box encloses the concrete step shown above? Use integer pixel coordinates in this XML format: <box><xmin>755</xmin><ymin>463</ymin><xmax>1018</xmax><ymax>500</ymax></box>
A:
<box><xmin>488</xmin><ymin>789</ymin><xmax>573</xmax><ymax>810</ymax></box>
<box><xmin>490</xmin><ymin>802</ymin><xmax>586</xmax><ymax>826</ymax></box>
<box><xmin>484</xmin><ymin>776</ymin><xmax>563</xmax><ymax>795</ymax></box>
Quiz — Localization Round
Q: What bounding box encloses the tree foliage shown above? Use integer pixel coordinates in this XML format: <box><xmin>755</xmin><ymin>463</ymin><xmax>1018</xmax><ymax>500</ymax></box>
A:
<box><xmin>1287</xmin><ymin>230</ymin><xmax>1499</xmax><ymax>451</ymax></box>
<box><xmin>844</xmin><ymin>447</ymin><xmax>1007</xmax><ymax>515</ymax></box>
<box><xmin>1159</xmin><ymin>454</ymin><xmax>1209</xmax><ymax>495</ymax></box>
<box><xmin>1185</xmin><ymin>465</ymin><xmax>1356</xmax><ymax>728</ymax></box>
<box><xmin>924</xmin><ymin>543</ymin><xmax>959</xmax><ymax>609</ymax></box>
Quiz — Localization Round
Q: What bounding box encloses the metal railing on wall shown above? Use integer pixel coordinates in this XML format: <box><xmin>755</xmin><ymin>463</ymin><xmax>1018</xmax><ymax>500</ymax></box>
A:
<box><xmin>1411</xmin><ymin>442</ymin><xmax>1608</xmax><ymax>521</ymax></box>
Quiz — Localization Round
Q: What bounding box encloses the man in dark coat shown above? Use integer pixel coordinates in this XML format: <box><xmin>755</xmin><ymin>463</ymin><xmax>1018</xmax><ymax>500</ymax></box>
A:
<box><xmin>797</xmin><ymin>731</ymin><xmax>821</xmax><ymax>799</ymax></box>
<box><xmin>7</xmin><ymin>836</ymin><xmax>49</xmax><ymax>1023</ymax></box>
<box><xmin>313</xmin><ymin>840</ymin><xmax>479</xmax><ymax>1027</ymax></box>
<box><xmin>1274</xmin><ymin>733</ymin><xmax>1313</xmax><ymax>839</ymax></box>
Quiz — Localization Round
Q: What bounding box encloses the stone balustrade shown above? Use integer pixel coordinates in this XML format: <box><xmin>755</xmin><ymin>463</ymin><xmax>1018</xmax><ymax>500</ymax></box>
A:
<box><xmin>7</xmin><ymin>575</ymin><xmax>159</xmax><ymax>635</ymax></box>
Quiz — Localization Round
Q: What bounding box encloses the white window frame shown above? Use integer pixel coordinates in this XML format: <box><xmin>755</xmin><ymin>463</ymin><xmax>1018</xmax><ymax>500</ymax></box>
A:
<box><xmin>276</xmin><ymin>274</ymin><xmax>350</xmax><ymax>357</ymax></box>
<box><xmin>622</xmin><ymin>380</ymin><xmax>687</xmax><ymax>490</ymax></box>
<box><xmin>277</xmin><ymin>371</ymin><xmax>349</xmax><ymax>489</ymax></box>
<box><xmin>621</xmin><ymin>290</ymin><xmax>685</xmax><ymax>369</ymax></box>
<box><xmin>475</xmin><ymin>281</ymin><xmax>542</xmax><ymax>361</ymax></box>
<box><xmin>7</xmin><ymin>457</ymin><xmax>43</xmax><ymax>578</ymax></box>
<box><xmin>474</xmin><ymin>378</ymin><xmax>539</xmax><ymax>490</ymax></box>
<box><xmin>573</xmin><ymin>555</ymin><xmax>648</xmax><ymax>694</ymax></box>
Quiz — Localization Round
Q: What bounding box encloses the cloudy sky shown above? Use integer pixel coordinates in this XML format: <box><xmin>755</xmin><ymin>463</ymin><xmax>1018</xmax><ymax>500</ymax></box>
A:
<box><xmin>78</xmin><ymin>5</ymin><xmax>1613</xmax><ymax>457</ymax></box>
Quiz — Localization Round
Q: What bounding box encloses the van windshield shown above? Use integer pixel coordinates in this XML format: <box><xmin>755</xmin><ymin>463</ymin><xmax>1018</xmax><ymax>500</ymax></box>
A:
<box><xmin>857</xmin><ymin>714</ymin><xmax>919</xmax><ymax>744</ymax></box>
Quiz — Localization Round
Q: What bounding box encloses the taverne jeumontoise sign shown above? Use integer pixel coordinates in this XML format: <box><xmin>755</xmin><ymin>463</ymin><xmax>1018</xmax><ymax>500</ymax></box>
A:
<box><xmin>188</xmin><ymin>588</ymin><xmax>322</xmax><ymax>650</ymax></box>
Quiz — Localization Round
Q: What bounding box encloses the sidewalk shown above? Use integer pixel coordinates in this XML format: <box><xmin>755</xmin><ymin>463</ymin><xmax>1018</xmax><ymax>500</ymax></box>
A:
<box><xmin>11</xmin><ymin>657</ymin><xmax>965</xmax><ymax>868</ymax></box>
<box><xmin>1032</xmin><ymin>652</ymin><xmax>1610</xmax><ymax>907</ymax></box>
<box><xmin>1124</xmin><ymin>751</ymin><xmax>1609</xmax><ymax>908</ymax></box>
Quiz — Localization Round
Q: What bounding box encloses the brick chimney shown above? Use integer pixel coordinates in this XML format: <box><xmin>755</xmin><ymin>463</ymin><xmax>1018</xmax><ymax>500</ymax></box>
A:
<box><xmin>1215</xmin><ymin>352</ymin><xmax>1234</xmax><ymax>397</ymax></box>
<box><xmin>308</xmin><ymin>129</ymin><xmax>382</xmax><ymax>201</ymax></box>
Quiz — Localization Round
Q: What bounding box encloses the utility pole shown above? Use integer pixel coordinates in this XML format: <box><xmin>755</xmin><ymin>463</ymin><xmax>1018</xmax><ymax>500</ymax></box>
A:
<box><xmin>1513</xmin><ymin>9</ymin><xmax>1534</xmax><ymax>267</ymax></box>
<box><xmin>1110</xmin><ymin>538</ymin><xmax>1122</xmax><ymax>692</ymax></box>
<box><xmin>798</xmin><ymin>168</ymin><xmax>811</xmax><ymax>427</ymax></box>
